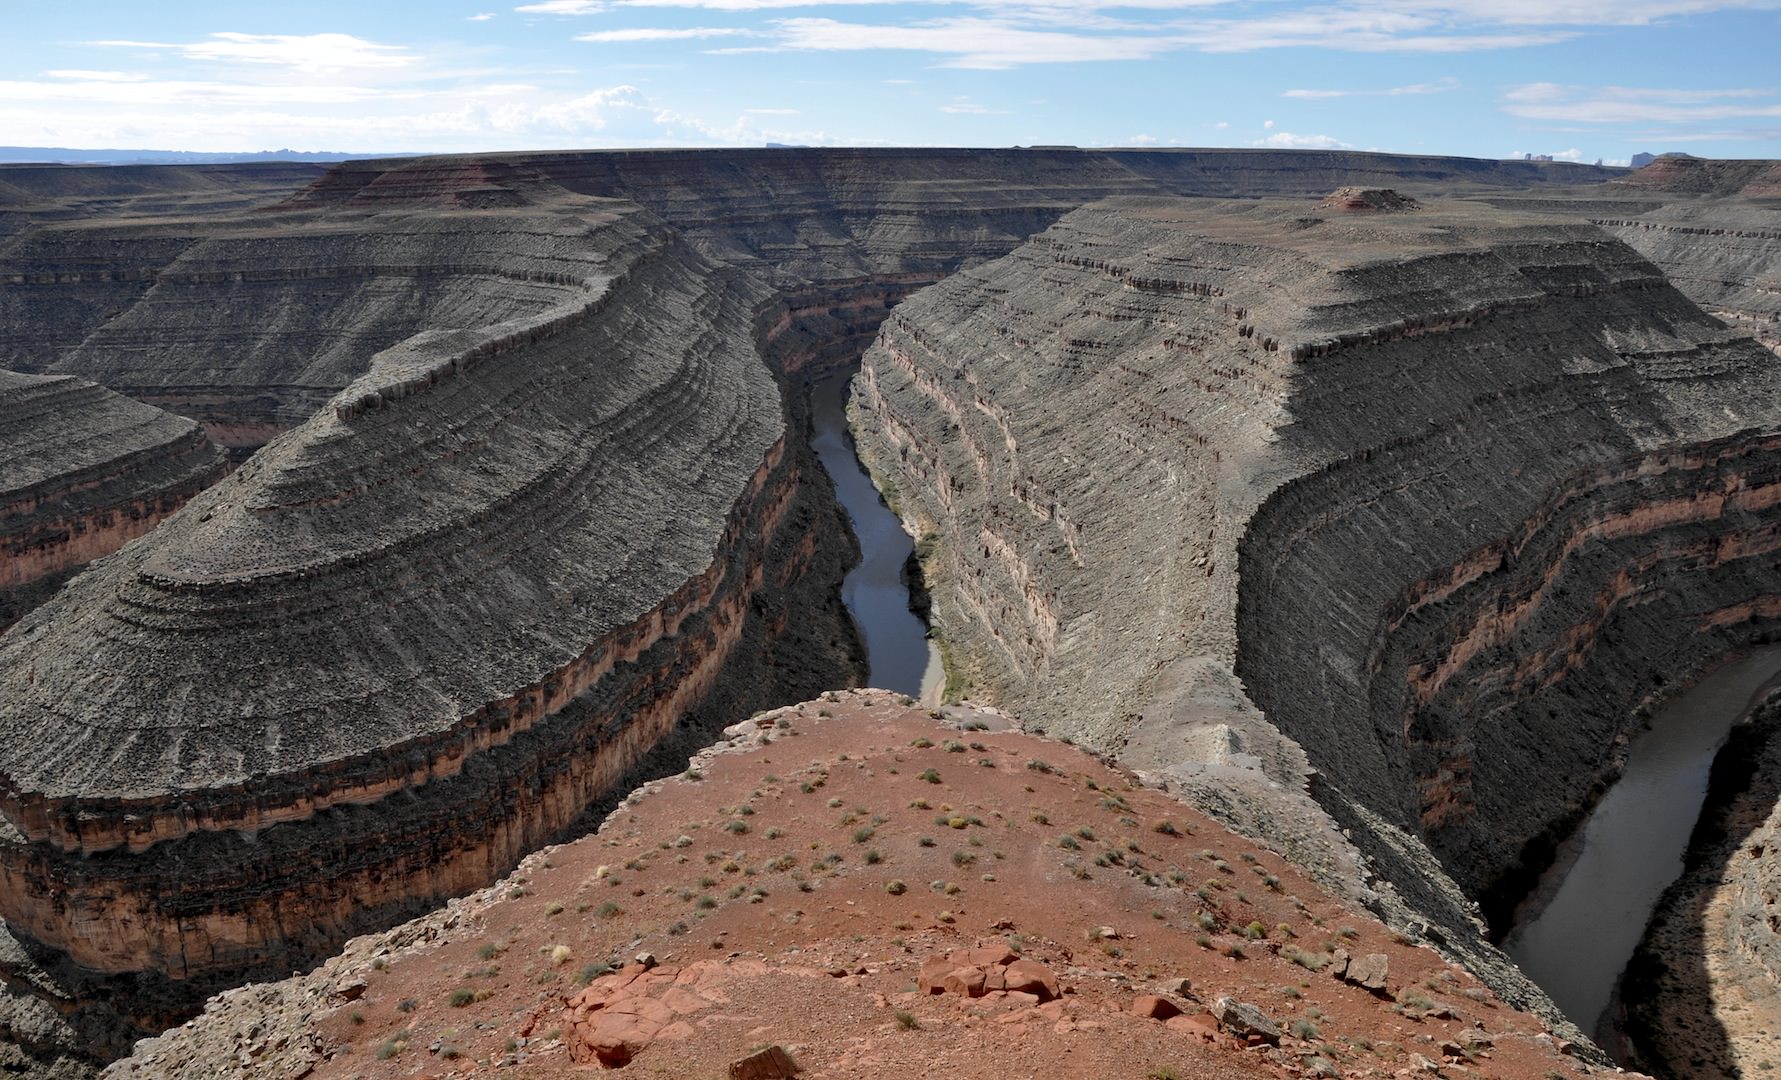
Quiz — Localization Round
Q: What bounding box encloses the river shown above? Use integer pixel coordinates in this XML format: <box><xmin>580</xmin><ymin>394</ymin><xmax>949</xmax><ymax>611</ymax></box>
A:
<box><xmin>1504</xmin><ymin>645</ymin><xmax>1781</xmax><ymax>1044</ymax></box>
<box><xmin>809</xmin><ymin>370</ymin><xmax>942</xmax><ymax>700</ymax></box>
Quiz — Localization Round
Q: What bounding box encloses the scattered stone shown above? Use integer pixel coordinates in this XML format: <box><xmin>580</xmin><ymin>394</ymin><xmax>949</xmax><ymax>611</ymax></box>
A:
<box><xmin>1213</xmin><ymin>996</ymin><xmax>1281</xmax><ymax>1045</ymax></box>
<box><xmin>1344</xmin><ymin>953</ymin><xmax>1390</xmax><ymax>993</ymax></box>
<box><xmin>1132</xmin><ymin>994</ymin><xmax>1182</xmax><ymax>1020</ymax></box>
<box><xmin>729</xmin><ymin>1044</ymin><xmax>801</xmax><ymax>1079</ymax></box>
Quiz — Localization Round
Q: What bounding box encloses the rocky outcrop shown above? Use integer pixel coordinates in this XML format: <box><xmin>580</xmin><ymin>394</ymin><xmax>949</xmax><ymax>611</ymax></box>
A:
<box><xmin>1319</xmin><ymin>187</ymin><xmax>1421</xmax><ymax>212</ymax></box>
<box><xmin>853</xmin><ymin>194</ymin><xmax>1781</xmax><ymax>1037</ymax></box>
<box><xmin>0</xmin><ymin>371</ymin><xmax>226</xmax><ymax>629</ymax></box>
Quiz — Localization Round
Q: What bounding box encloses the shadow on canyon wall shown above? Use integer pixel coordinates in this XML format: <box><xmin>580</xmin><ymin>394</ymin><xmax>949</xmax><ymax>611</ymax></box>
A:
<box><xmin>1620</xmin><ymin>691</ymin><xmax>1781</xmax><ymax>1078</ymax></box>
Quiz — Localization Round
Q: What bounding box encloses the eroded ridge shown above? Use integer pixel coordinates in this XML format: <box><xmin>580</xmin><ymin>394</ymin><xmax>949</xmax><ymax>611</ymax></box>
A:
<box><xmin>0</xmin><ymin>191</ymin><xmax>849</xmax><ymax>1001</ymax></box>
<box><xmin>0</xmin><ymin>370</ymin><xmax>226</xmax><ymax>628</ymax></box>
<box><xmin>853</xmin><ymin>194</ymin><xmax>1781</xmax><ymax>1028</ymax></box>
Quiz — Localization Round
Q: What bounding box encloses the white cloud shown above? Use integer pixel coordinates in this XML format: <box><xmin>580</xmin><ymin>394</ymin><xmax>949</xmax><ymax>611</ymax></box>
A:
<box><xmin>718</xmin><ymin>16</ymin><xmax>1184</xmax><ymax>68</ymax></box>
<box><xmin>1252</xmin><ymin>131</ymin><xmax>1352</xmax><ymax>148</ymax></box>
<box><xmin>44</xmin><ymin>69</ymin><xmax>148</xmax><ymax>82</ymax></box>
<box><xmin>939</xmin><ymin>98</ymin><xmax>1007</xmax><ymax>113</ymax></box>
<box><xmin>516</xmin><ymin>1</ymin><xmax>607</xmax><ymax>12</ymax></box>
<box><xmin>1263</xmin><ymin>118</ymin><xmax>1275</xmax><ymax>129</ymax></box>
<box><xmin>1214</xmin><ymin>120</ymin><xmax>1229</xmax><ymax>129</ymax></box>
<box><xmin>92</xmin><ymin>32</ymin><xmax>416</xmax><ymax>74</ymax></box>
<box><xmin>468</xmin><ymin>12</ymin><xmax>497</xmax><ymax>20</ymax></box>
<box><xmin>1284</xmin><ymin>76</ymin><xmax>1460</xmax><ymax>98</ymax></box>
<box><xmin>1502</xmin><ymin>82</ymin><xmax>1781</xmax><ymax>123</ymax></box>
<box><xmin>1126</xmin><ymin>133</ymin><xmax>1160</xmax><ymax>144</ymax></box>
<box><xmin>575</xmin><ymin>26</ymin><xmax>756</xmax><ymax>40</ymax></box>
<box><xmin>0</xmin><ymin>66</ymin><xmax>859</xmax><ymax>153</ymax></box>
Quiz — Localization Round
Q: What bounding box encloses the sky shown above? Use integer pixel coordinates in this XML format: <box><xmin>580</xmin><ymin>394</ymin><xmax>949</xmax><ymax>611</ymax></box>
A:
<box><xmin>1</xmin><ymin>0</ymin><xmax>1777</xmax><ymax>162</ymax></box>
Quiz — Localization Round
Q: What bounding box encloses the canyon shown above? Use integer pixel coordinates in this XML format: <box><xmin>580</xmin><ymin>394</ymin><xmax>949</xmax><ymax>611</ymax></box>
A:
<box><xmin>0</xmin><ymin>148</ymin><xmax>1776</xmax><ymax>1078</ymax></box>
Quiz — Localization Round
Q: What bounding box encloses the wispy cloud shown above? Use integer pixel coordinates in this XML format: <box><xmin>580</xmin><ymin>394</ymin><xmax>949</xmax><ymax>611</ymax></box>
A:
<box><xmin>575</xmin><ymin>26</ymin><xmax>756</xmax><ymax>40</ymax></box>
<box><xmin>44</xmin><ymin>69</ymin><xmax>149</xmax><ymax>82</ymax></box>
<box><xmin>1502</xmin><ymin>82</ymin><xmax>1781</xmax><ymax>123</ymax></box>
<box><xmin>939</xmin><ymin>97</ymin><xmax>1007</xmax><ymax>113</ymax></box>
<box><xmin>1252</xmin><ymin>131</ymin><xmax>1352</xmax><ymax>148</ymax></box>
<box><xmin>91</xmin><ymin>32</ymin><xmax>416</xmax><ymax>73</ymax></box>
<box><xmin>1284</xmin><ymin>76</ymin><xmax>1460</xmax><ymax>98</ymax></box>
<box><xmin>516</xmin><ymin>1</ymin><xmax>607</xmax><ymax>13</ymax></box>
<box><xmin>717</xmin><ymin>16</ymin><xmax>1179</xmax><ymax>68</ymax></box>
<box><xmin>468</xmin><ymin>12</ymin><xmax>497</xmax><ymax>21</ymax></box>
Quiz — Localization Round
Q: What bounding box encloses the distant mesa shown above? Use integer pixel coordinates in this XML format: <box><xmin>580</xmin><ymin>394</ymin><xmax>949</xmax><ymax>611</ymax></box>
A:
<box><xmin>1318</xmin><ymin>186</ymin><xmax>1421</xmax><ymax>212</ymax></box>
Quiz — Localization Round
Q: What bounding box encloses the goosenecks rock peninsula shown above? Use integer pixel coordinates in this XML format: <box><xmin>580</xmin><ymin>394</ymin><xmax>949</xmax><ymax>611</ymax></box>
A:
<box><xmin>0</xmin><ymin>147</ymin><xmax>1777</xmax><ymax>1079</ymax></box>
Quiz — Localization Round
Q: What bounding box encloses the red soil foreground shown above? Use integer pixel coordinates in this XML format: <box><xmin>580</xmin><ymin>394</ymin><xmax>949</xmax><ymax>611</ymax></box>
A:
<box><xmin>116</xmin><ymin>690</ymin><xmax>1618</xmax><ymax>1080</ymax></box>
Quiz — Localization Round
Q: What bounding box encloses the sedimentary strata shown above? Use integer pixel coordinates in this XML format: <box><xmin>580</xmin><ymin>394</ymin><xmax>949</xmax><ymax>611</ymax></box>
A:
<box><xmin>2</xmin><ymin>149</ymin><xmax>1619</xmax><ymax>445</ymax></box>
<box><xmin>0</xmin><ymin>371</ymin><xmax>225</xmax><ymax>628</ymax></box>
<box><xmin>853</xmin><ymin>194</ymin><xmax>1781</xmax><ymax>1036</ymax></box>
<box><xmin>1594</xmin><ymin>197</ymin><xmax>1781</xmax><ymax>356</ymax></box>
<box><xmin>0</xmin><ymin>151</ymin><xmax>1638</xmax><ymax>1075</ymax></box>
<box><xmin>1485</xmin><ymin>158</ymin><xmax>1781</xmax><ymax>358</ymax></box>
<box><xmin>0</xmin><ymin>189</ymin><xmax>861</xmax><ymax>1073</ymax></box>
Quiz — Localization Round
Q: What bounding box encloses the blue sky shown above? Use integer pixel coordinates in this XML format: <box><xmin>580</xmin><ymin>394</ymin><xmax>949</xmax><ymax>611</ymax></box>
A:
<box><xmin>1</xmin><ymin>0</ymin><xmax>1777</xmax><ymax>161</ymax></box>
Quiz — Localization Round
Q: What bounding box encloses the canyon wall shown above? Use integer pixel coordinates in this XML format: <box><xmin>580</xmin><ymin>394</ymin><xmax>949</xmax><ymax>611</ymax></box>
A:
<box><xmin>0</xmin><ymin>371</ymin><xmax>226</xmax><ymax>629</ymax></box>
<box><xmin>0</xmin><ymin>150</ymin><xmax>1636</xmax><ymax>1075</ymax></box>
<box><xmin>3</xmin><ymin>149</ymin><xmax>1620</xmax><ymax>445</ymax></box>
<box><xmin>0</xmin><ymin>191</ymin><xmax>860</xmax><ymax>1071</ymax></box>
<box><xmin>1482</xmin><ymin>158</ymin><xmax>1781</xmax><ymax>358</ymax></box>
<box><xmin>852</xmin><ymin>194</ymin><xmax>1781</xmax><ymax>1025</ymax></box>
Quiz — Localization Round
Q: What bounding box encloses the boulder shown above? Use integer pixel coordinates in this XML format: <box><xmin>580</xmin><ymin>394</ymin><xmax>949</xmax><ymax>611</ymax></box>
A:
<box><xmin>729</xmin><ymin>1044</ymin><xmax>801</xmax><ymax>1079</ymax></box>
<box><xmin>1001</xmin><ymin>959</ymin><xmax>1060</xmax><ymax>1002</ymax></box>
<box><xmin>1213</xmin><ymin>997</ymin><xmax>1281</xmax><ymax>1045</ymax></box>
<box><xmin>1344</xmin><ymin>953</ymin><xmax>1390</xmax><ymax>993</ymax></box>
<box><xmin>1132</xmin><ymin>994</ymin><xmax>1182</xmax><ymax>1020</ymax></box>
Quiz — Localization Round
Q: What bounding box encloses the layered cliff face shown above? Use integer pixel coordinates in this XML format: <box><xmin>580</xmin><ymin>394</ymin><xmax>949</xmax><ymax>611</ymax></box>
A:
<box><xmin>0</xmin><ymin>162</ymin><xmax>326</xmax><ymax>238</ymax></box>
<box><xmin>0</xmin><ymin>203</ymin><xmax>613</xmax><ymax>449</ymax></box>
<box><xmin>0</xmin><ymin>188</ymin><xmax>861</xmax><ymax>1072</ymax></box>
<box><xmin>1483</xmin><ymin>160</ymin><xmax>1781</xmax><ymax>358</ymax></box>
<box><xmin>854</xmin><ymin>195</ymin><xmax>1781</xmax><ymax>1020</ymax></box>
<box><xmin>0</xmin><ymin>151</ymin><xmax>1637</xmax><ymax>1076</ymax></box>
<box><xmin>1</xmin><ymin>149</ymin><xmax>1619</xmax><ymax>445</ymax></box>
<box><xmin>0</xmin><ymin>371</ymin><xmax>226</xmax><ymax>629</ymax></box>
<box><xmin>1594</xmin><ymin>197</ymin><xmax>1781</xmax><ymax>356</ymax></box>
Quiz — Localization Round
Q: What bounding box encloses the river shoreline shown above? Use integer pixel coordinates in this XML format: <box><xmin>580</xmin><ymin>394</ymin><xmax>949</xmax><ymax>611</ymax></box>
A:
<box><xmin>808</xmin><ymin>370</ymin><xmax>942</xmax><ymax>699</ymax></box>
<box><xmin>1504</xmin><ymin>646</ymin><xmax>1781</xmax><ymax>1049</ymax></box>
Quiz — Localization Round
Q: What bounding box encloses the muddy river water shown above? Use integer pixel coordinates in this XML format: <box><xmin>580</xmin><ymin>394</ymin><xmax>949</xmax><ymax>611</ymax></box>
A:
<box><xmin>1505</xmin><ymin>645</ymin><xmax>1781</xmax><ymax>1044</ymax></box>
<box><xmin>809</xmin><ymin>371</ymin><xmax>942</xmax><ymax>700</ymax></box>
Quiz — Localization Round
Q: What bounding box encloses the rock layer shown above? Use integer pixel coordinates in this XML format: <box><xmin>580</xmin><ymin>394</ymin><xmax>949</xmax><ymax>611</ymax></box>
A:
<box><xmin>0</xmin><ymin>150</ymin><xmax>1638</xmax><ymax>1075</ymax></box>
<box><xmin>0</xmin><ymin>371</ymin><xmax>226</xmax><ymax>629</ymax></box>
<box><xmin>0</xmin><ymin>188</ymin><xmax>860</xmax><ymax>1073</ymax></box>
<box><xmin>853</xmin><ymin>194</ymin><xmax>1781</xmax><ymax>1033</ymax></box>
